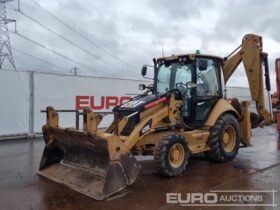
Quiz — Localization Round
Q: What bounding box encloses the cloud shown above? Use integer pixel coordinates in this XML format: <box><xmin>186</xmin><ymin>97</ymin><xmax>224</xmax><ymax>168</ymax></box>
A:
<box><xmin>203</xmin><ymin>0</ymin><xmax>280</xmax><ymax>44</ymax></box>
<box><xmin>148</xmin><ymin>0</ymin><xmax>214</xmax><ymax>20</ymax></box>
<box><xmin>2</xmin><ymin>0</ymin><xmax>279</xmax><ymax>91</ymax></box>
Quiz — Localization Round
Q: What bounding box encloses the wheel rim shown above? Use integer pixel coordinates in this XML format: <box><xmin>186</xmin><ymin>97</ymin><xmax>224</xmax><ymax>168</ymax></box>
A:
<box><xmin>222</xmin><ymin>125</ymin><xmax>236</xmax><ymax>152</ymax></box>
<box><xmin>168</xmin><ymin>143</ymin><xmax>185</xmax><ymax>168</ymax></box>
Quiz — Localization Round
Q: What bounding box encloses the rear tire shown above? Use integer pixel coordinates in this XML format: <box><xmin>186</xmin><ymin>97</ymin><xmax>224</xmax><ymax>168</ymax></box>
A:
<box><xmin>154</xmin><ymin>133</ymin><xmax>189</xmax><ymax>177</ymax></box>
<box><xmin>205</xmin><ymin>114</ymin><xmax>240</xmax><ymax>162</ymax></box>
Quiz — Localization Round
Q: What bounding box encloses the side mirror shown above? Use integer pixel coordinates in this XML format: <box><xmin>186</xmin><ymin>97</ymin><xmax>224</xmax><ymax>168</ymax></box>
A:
<box><xmin>141</xmin><ymin>65</ymin><xmax>147</xmax><ymax>76</ymax></box>
<box><xmin>139</xmin><ymin>84</ymin><xmax>146</xmax><ymax>90</ymax></box>
<box><xmin>186</xmin><ymin>82</ymin><xmax>197</xmax><ymax>89</ymax></box>
<box><xmin>198</xmin><ymin>59</ymin><xmax>208</xmax><ymax>71</ymax></box>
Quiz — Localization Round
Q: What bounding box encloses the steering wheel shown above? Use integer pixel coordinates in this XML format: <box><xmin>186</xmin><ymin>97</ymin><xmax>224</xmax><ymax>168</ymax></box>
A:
<box><xmin>175</xmin><ymin>82</ymin><xmax>186</xmax><ymax>89</ymax></box>
<box><xmin>169</xmin><ymin>88</ymin><xmax>183</xmax><ymax>100</ymax></box>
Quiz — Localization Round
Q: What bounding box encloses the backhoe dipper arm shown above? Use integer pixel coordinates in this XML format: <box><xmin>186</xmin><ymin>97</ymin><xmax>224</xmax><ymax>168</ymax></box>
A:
<box><xmin>223</xmin><ymin>34</ymin><xmax>273</xmax><ymax>126</ymax></box>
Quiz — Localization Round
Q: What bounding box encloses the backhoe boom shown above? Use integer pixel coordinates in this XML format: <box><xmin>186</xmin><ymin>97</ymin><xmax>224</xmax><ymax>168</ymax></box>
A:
<box><xmin>223</xmin><ymin>34</ymin><xmax>273</xmax><ymax>126</ymax></box>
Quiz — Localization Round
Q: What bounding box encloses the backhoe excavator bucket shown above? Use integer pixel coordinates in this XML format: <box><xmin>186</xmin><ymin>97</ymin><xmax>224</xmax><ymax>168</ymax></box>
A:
<box><xmin>38</xmin><ymin>107</ymin><xmax>141</xmax><ymax>200</ymax></box>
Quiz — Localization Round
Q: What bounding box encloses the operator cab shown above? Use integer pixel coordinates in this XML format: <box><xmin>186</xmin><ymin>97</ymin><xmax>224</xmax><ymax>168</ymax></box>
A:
<box><xmin>155</xmin><ymin>54</ymin><xmax>224</xmax><ymax>126</ymax></box>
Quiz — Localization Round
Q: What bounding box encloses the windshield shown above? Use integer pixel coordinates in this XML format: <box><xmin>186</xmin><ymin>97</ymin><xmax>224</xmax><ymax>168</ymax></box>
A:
<box><xmin>156</xmin><ymin>62</ymin><xmax>192</xmax><ymax>93</ymax></box>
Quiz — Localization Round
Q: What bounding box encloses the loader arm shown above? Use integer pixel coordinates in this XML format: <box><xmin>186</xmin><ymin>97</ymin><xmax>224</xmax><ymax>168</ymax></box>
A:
<box><xmin>223</xmin><ymin>34</ymin><xmax>273</xmax><ymax>126</ymax></box>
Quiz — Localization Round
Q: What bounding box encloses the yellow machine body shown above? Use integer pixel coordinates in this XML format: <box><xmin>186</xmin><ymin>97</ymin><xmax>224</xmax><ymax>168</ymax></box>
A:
<box><xmin>38</xmin><ymin>34</ymin><xmax>273</xmax><ymax>200</ymax></box>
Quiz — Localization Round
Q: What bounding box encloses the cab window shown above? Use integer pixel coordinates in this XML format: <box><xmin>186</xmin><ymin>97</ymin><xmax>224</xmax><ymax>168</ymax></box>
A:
<box><xmin>196</xmin><ymin>58</ymin><xmax>220</xmax><ymax>97</ymax></box>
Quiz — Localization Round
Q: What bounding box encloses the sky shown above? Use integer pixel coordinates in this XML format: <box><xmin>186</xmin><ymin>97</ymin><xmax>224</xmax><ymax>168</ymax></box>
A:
<box><xmin>2</xmin><ymin>0</ymin><xmax>280</xmax><ymax>91</ymax></box>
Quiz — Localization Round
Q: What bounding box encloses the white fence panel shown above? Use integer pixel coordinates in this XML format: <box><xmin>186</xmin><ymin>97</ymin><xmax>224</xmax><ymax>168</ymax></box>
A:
<box><xmin>226</xmin><ymin>86</ymin><xmax>271</xmax><ymax>113</ymax></box>
<box><xmin>0</xmin><ymin>70</ymin><xmax>30</xmax><ymax>136</ymax></box>
<box><xmin>0</xmin><ymin>70</ymin><xmax>271</xmax><ymax>138</ymax></box>
<box><xmin>33</xmin><ymin>73</ymin><xmax>148</xmax><ymax>132</ymax></box>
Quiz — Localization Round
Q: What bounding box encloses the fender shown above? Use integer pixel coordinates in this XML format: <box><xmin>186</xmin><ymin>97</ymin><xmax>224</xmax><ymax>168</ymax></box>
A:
<box><xmin>204</xmin><ymin>99</ymin><xmax>240</xmax><ymax>127</ymax></box>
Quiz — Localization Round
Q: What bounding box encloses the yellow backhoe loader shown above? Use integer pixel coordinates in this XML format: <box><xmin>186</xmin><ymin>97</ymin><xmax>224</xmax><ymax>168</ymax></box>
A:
<box><xmin>38</xmin><ymin>34</ymin><xmax>273</xmax><ymax>200</ymax></box>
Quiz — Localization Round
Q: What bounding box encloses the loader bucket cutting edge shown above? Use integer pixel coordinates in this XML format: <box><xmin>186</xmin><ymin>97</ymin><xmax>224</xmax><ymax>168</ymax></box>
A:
<box><xmin>38</xmin><ymin>126</ymin><xmax>141</xmax><ymax>200</ymax></box>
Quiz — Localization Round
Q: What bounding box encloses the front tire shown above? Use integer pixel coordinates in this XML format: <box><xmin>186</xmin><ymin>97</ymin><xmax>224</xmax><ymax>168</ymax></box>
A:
<box><xmin>154</xmin><ymin>133</ymin><xmax>190</xmax><ymax>177</ymax></box>
<box><xmin>205</xmin><ymin>114</ymin><xmax>240</xmax><ymax>162</ymax></box>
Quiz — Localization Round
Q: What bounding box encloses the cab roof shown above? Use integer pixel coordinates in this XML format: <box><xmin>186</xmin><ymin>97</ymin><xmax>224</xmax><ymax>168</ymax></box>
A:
<box><xmin>157</xmin><ymin>54</ymin><xmax>224</xmax><ymax>62</ymax></box>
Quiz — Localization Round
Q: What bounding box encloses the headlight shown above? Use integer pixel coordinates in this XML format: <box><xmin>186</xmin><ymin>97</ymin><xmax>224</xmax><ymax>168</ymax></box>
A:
<box><xmin>139</xmin><ymin>84</ymin><xmax>146</xmax><ymax>90</ymax></box>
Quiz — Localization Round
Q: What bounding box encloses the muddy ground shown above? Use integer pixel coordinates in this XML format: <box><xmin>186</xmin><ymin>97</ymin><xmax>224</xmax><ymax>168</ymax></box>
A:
<box><xmin>0</xmin><ymin>126</ymin><xmax>279</xmax><ymax>210</ymax></box>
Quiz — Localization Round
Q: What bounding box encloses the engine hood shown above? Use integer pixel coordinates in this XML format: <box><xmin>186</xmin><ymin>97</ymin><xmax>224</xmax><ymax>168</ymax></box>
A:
<box><xmin>112</xmin><ymin>92</ymin><xmax>167</xmax><ymax>136</ymax></box>
<box><xmin>114</xmin><ymin>93</ymin><xmax>166</xmax><ymax>113</ymax></box>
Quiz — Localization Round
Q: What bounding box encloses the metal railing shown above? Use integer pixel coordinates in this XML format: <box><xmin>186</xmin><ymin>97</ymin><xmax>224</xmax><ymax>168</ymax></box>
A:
<box><xmin>41</xmin><ymin>109</ymin><xmax>113</xmax><ymax>130</ymax></box>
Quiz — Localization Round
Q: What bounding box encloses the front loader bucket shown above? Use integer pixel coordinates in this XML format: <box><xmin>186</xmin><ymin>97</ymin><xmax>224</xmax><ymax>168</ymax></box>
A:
<box><xmin>38</xmin><ymin>126</ymin><xmax>141</xmax><ymax>200</ymax></box>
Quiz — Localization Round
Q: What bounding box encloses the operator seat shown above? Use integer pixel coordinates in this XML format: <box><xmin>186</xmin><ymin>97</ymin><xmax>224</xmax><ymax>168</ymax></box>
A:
<box><xmin>196</xmin><ymin>83</ymin><xmax>209</xmax><ymax>96</ymax></box>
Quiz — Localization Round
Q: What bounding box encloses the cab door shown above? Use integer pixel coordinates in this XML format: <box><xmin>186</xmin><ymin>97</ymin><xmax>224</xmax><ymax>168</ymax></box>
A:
<box><xmin>192</xmin><ymin>58</ymin><xmax>223</xmax><ymax>125</ymax></box>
